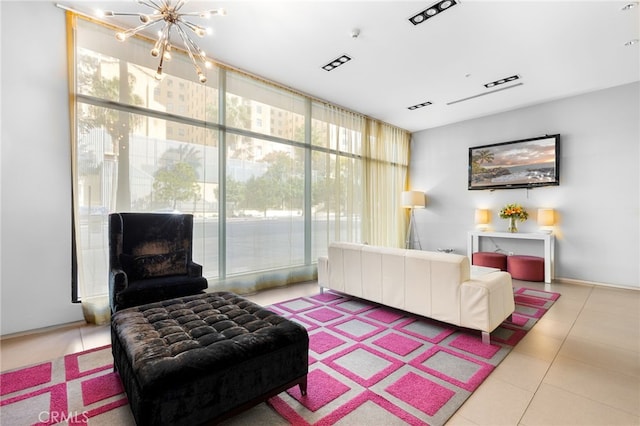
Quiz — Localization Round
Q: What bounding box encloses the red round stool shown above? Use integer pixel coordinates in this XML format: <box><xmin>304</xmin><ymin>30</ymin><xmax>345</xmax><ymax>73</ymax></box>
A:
<box><xmin>507</xmin><ymin>255</ymin><xmax>544</xmax><ymax>281</ymax></box>
<box><xmin>472</xmin><ymin>252</ymin><xmax>507</xmax><ymax>271</ymax></box>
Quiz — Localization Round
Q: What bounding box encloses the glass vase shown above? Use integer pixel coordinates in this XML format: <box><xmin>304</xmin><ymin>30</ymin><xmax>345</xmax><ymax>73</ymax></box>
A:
<box><xmin>507</xmin><ymin>216</ymin><xmax>518</xmax><ymax>233</ymax></box>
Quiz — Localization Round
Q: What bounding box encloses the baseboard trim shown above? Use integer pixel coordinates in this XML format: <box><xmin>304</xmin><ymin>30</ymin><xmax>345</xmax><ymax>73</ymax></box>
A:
<box><xmin>555</xmin><ymin>277</ymin><xmax>639</xmax><ymax>292</ymax></box>
<box><xmin>0</xmin><ymin>320</ymin><xmax>87</xmax><ymax>341</ymax></box>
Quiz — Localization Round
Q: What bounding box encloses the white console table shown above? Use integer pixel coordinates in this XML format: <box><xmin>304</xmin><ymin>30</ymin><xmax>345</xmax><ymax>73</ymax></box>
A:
<box><xmin>467</xmin><ymin>231</ymin><xmax>555</xmax><ymax>283</ymax></box>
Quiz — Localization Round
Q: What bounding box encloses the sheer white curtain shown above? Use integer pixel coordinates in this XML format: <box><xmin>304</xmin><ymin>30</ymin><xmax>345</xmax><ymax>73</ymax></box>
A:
<box><xmin>311</xmin><ymin>104</ymin><xmax>410</xmax><ymax>250</ymax></box>
<box><xmin>311</xmin><ymin>104</ymin><xmax>365</xmax><ymax>249</ymax></box>
<box><xmin>363</xmin><ymin>121</ymin><xmax>410</xmax><ymax>247</ymax></box>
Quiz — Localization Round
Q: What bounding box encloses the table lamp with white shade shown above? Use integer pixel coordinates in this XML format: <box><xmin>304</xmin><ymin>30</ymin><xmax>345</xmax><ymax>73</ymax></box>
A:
<box><xmin>474</xmin><ymin>208</ymin><xmax>490</xmax><ymax>231</ymax></box>
<box><xmin>537</xmin><ymin>208</ymin><xmax>555</xmax><ymax>232</ymax></box>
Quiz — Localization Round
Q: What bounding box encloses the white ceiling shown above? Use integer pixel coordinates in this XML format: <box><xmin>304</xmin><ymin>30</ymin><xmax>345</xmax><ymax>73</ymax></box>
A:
<box><xmin>63</xmin><ymin>0</ymin><xmax>640</xmax><ymax>132</ymax></box>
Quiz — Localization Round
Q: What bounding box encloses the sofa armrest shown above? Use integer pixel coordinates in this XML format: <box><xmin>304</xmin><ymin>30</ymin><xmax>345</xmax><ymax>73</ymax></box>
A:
<box><xmin>188</xmin><ymin>261</ymin><xmax>203</xmax><ymax>277</ymax></box>
<box><xmin>317</xmin><ymin>256</ymin><xmax>329</xmax><ymax>288</ymax></box>
<box><xmin>110</xmin><ymin>268</ymin><xmax>128</xmax><ymax>290</ymax></box>
<box><xmin>109</xmin><ymin>268</ymin><xmax>128</xmax><ymax>312</ymax></box>
<box><xmin>460</xmin><ymin>271</ymin><xmax>514</xmax><ymax>333</ymax></box>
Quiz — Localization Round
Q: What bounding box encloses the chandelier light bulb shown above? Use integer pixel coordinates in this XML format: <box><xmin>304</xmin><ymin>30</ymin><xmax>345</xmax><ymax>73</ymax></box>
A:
<box><xmin>115</xmin><ymin>32</ymin><xmax>127</xmax><ymax>42</ymax></box>
<box><xmin>194</xmin><ymin>26</ymin><xmax>206</xmax><ymax>37</ymax></box>
<box><xmin>155</xmin><ymin>66</ymin><xmax>164</xmax><ymax>80</ymax></box>
<box><xmin>151</xmin><ymin>47</ymin><xmax>160</xmax><ymax>57</ymax></box>
<box><xmin>163</xmin><ymin>50</ymin><xmax>172</xmax><ymax>61</ymax></box>
<box><xmin>198</xmin><ymin>72</ymin><xmax>207</xmax><ymax>83</ymax></box>
<box><xmin>204</xmin><ymin>60</ymin><xmax>213</xmax><ymax>69</ymax></box>
<box><xmin>139</xmin><ymin>14</ymin><xmax>150</xmax><ymax>23</ymax></box>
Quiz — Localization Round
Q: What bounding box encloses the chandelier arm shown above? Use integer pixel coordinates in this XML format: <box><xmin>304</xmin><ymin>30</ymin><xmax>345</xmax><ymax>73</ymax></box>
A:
<box><xmin>107</xmin><ymin>11</ymin><xmax>164</xmax><ymax>25</ymax></box>
<box><xmin>153</xmin><ymin>22</ymin><xmax>171</xmax><ymax>51</ymax></box>
<box><xmin>155</xmin><ymin>48</ymin><xmax>165</xmax><ymax>77</ymax></box>
<box><xmin>137</xmin><ymin>0</ymin><xmax>164</xmax><ymax>12</ymax></box>
<box><xmin>164</xmin><ymin>27</ymin><xmax>173</xmax><ymax>50</ymax></box>
<box><xmin>175</xmin><ymin>24</ymin><xmax>204</xmax><ymax>72</ymax></box>
<box><xmin>180</xmin><ymin>20</ymin><xmax>206</xmax><ymax>36</ymax></box>
<box><xmin>175</xmin><ymin>24</ymin><xmax>199</xmax><ymax>58</ymax></box>
<box><xmin>174</xmin><ymin>0</ymin><xmax>188</xmax><ymax>12</ymax></box>
<box><xmin>179</xmin><ymin>11</ymin><xmax>205</xmax><ymax>17</ymax></box>
<box><xmin>119</xmin><ymin>20</ymin><xmax>160</xmax><ymax>39</ymax></box>
<box><xmin>107</xmin><ymin>12</ymin><xmax>142</xmax><ymax>17</ymax></box>
<box><xmin>175</xmin><ymin>23</ymin><xmax>206</xmax><ymax>59</ymax></box>
<box><xmin>146</xmin><ymin>13</ymin><xmax>165</xmax><ymax>21</ymax></box>
<box><xmin>179</xmin><ymin>9</ymin><xmax>223</xmax><ymax>17</ymax></box>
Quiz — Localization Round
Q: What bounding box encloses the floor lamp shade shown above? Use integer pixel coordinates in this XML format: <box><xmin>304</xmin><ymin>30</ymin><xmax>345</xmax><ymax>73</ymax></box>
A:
<box><xmin>401</xmin><ymin>191</ymin><xmax>425</xmax><ymax>208</ymax></box>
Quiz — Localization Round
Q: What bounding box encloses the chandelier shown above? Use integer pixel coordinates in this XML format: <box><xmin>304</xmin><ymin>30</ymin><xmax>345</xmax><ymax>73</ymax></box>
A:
<box><xmin>101</xmin><ymin>0</ymin><xmax>225</xmax><ymax>83</ymax></box>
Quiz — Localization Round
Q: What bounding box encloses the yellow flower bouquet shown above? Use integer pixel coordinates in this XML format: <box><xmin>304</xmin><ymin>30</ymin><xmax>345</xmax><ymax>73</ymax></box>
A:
<box><xmin>499</xmin><ymin>203</ymin><xmax>528</xmax><ymax>232</ymax></box>
<box><xmin>499</xmin><ymin>203</ymin><xmax>529</xmax><ymax>221</ymax></box>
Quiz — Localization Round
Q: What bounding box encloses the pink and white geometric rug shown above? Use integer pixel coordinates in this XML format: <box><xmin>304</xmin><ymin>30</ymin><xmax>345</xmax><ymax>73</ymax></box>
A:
<box><xmin>0</xmin><ymin>344</ymin><xmax>131</xmax><ymax>425</ymax></box>
<box><xmin>0</xmin><ymin>287</ymin><xmax>559</xmax><ymax>425</ymax></box>
<box><xmin>266</xmin><ymin>287</ymin><xmax>559</xmax><ymax>425</ymax></box>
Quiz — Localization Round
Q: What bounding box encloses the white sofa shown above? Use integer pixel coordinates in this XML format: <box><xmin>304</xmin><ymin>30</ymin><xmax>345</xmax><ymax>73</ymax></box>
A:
<box><xmin>317</xmin><ymin>242</ymin><xmax>515</xmax><ymax>343</ymax></box>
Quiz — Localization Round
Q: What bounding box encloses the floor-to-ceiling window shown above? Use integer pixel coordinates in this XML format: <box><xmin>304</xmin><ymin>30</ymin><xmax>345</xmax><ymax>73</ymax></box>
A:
<box><xmin>69</xmin><ymin>14</ymin><xmax>409</xmax><ymax>312</ymax></box>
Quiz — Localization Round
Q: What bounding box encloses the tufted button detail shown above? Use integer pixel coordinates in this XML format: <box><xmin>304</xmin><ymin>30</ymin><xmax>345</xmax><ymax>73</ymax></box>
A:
<box><xmin>117</xmin><ymin>292</ymin><xmax>289</xmax><ymax>362</ymax></box>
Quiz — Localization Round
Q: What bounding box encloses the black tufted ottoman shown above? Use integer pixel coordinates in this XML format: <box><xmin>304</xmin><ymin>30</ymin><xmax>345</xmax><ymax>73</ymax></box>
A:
<box><xmin>110</xmin><ymin>291</ymin><xmax>308</xmax><ymax>426</ymax></box>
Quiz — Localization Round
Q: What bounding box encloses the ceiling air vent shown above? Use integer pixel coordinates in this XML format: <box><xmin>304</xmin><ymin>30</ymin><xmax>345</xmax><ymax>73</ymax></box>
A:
<box><xmin>447</xmin><ymin>83</ymin><xmax>523</xmax><ymax>105</ymax></box>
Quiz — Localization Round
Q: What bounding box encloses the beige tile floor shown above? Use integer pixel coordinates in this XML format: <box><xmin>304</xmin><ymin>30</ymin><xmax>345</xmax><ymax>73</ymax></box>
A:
<box><xmin>1</xmin><ymin>280</ymin><xmax>639</xmax><ymax>425</ymax></box>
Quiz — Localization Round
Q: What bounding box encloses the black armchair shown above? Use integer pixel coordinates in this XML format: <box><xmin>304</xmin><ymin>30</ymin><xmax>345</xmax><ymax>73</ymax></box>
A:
<box><xmin>108</xmin><ymin>212</ymin><xmax>208</xmax><ymax>312</ymax></box>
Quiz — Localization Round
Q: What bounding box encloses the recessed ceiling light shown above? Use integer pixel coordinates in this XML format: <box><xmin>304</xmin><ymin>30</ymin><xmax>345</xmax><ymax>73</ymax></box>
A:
<box><xmin>407</xmin><ymin>101</ymin><xmax>432</xmax><ymax>110</ymax></box>
<box><xmin>621</xmin><ymin>2</ymin><xmax>637</xmax><ymax>11</ymax></box>
<box><xmin>409</xmin><ymin>0</ymin><xmax>459</xmax><ymax>25</ymax></box>
<box><xmin>625</xmin><ymin>39</ymin><xmax>639</xmax><ymax>46</ymax></box>
<box><xmin>322</xmin><ymin>54</ymin><xmax>352</xmax><ymax>71</ymax></box>
<box><xmin>484</xmin><ymin>74</ymin><xmax>520</xmax><ymax>88</ymax></box>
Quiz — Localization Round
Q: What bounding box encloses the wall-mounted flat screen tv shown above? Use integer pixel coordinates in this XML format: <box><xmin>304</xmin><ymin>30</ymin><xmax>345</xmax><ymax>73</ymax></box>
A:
<box><xmin>468</xmin><ymin>134</ymin><xmax>560</xmax><ymax>190</ymax></box>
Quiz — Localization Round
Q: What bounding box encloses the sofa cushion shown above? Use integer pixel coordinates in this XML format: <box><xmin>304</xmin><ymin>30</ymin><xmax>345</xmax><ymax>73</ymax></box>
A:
<box><xmin>116</xmin><ymin>275</ymin><xmax>208</xmax><ymax>309</ymax></box>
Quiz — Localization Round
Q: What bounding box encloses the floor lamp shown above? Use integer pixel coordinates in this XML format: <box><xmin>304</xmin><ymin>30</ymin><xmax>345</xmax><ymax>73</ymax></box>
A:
<box><xmin>402</xmin><ymin>190</ymin><xmax>425</xmax><ymax>249</ymax></box>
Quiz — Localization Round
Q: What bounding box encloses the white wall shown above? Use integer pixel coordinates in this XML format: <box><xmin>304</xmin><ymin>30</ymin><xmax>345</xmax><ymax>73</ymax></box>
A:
<box><xmin>1</xmin><ymin>2</ymin><xmax>84</xmax><ymax>335</ymax></box>
<box><xmin>410</xmin><ymin>82</ymin><xmax>640</xmax><ymax>289</ymax></box>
